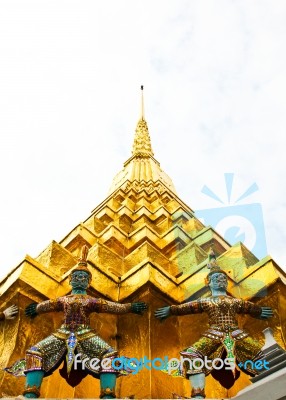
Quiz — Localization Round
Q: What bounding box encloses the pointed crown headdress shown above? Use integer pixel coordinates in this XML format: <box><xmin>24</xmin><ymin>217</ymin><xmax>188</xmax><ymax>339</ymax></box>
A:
<box><xmin>69</xmin><ymin>245</ymin><xmax>92</xmax><ymax>281</ymax></box>
<box><xmin>206</xmin><ymin>249</ymin><xmax>228</xmax><ymax>282</ymax></box>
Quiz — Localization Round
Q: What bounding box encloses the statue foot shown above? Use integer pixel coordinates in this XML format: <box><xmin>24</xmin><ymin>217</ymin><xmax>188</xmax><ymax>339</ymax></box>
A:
<box><xmin>100</xmin><ymin>387</ymin><xmax>116</xmax><ymax>399</ymax></box>
<box><xmin>23</xmin><ymin>386</ymin><xmax>40</xmax><ymax>398</ymax></box>
<box><xmin>191</xmin><ymin>387</ymin><xmax>206</xmax><ymax>399</ymax></box>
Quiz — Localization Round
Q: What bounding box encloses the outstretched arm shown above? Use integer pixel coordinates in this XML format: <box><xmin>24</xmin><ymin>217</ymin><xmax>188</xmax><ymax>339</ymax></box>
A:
<box><xmin>155</xmin><ymin>300</ymin><xmax>203</xmax><ymax>321</ymax></box>
<box><xmin>25</xmin><ymin>299</ymin><xmax>63</xmax><ymax>318</ymax></box>
<box><xmin>90</xmin><ymin>299</ymin><xmax>147</xmax><ymax>315</ymax></box>
<box><xmin>237</xmin><ymin>300</ymin><xmax>274</xmax><ymax>320</ymax></box>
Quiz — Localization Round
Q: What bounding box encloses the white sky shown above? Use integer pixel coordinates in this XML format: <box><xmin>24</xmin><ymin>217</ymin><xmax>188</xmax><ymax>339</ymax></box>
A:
<box><xmin>0</xmin><ymin>0</ymin><xmax>286</xmax><ymax>281</ymax></box>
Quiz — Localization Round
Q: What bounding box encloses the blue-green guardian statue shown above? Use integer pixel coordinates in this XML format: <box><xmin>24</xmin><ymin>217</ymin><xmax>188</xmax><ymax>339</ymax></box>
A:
<box><xmin>7</xmin><ymin>246</ymin><xmax>147</xmax><ymax>398</ymax></box>
<box><xmin>154</xmin><ymin>251</ymin><xmax>273</xmax><ymax>399</ymax></box>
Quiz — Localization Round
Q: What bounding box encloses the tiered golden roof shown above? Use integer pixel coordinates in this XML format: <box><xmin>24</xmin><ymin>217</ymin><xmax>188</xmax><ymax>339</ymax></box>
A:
<box><xmin>0</xmin><ymin>91</ymin><xmax>285</xmax><ymax>398</ymax></box>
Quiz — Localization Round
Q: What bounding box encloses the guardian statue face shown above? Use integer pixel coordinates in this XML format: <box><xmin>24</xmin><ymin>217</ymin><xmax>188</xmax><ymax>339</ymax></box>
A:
<box><xmin>208</xmin><ymin>272</ymin><xmax>228</xmax><ymax>291</ymax></box>
<box><xmin>70</xmin><ymin>270</ymin><xmax>90</xmax><ymax>291</ymax></box>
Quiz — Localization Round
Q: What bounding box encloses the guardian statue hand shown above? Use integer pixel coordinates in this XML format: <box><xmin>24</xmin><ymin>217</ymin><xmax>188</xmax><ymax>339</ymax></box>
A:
<box><xmin>154</xmin><ymin>306</ymin><xmax>171</xmax><ymax>321</ymax></box>
<box><xmin>131</xmin><ymin>302</ymin><xmax>148</xmax><ymax>314</ymax></box>
<box><xmin>3</xmin><ymin>305</ymin><xmax>18</xmax><ymax>319</ymax></box>
<box><xmin>25</xmin><ymin>303</ymin><xmax>38</xmax><ymax>318</ymax></box>
<box><xmin>259</xmin><ymin>306</ymin><xmax>273</xmax><ymax>320</ymax></box>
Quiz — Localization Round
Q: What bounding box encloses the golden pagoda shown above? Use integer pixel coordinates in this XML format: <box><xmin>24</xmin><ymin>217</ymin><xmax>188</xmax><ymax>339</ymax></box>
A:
<box><xmin>0</xmin><ymin>88</ymin><xmax>285</xmax><ymax>399</ymax></box>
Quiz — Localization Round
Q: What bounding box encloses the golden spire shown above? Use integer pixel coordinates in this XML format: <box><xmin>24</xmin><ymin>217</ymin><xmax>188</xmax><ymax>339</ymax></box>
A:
<box><xmin>132</xmin><ymin>85</ymin><xmax>154</xmax><ymax>157</ymax></box>
<box><xmin>108</xmin><ymin>86</ymin><xmax>177</xmax><ymax>194</ymax></box>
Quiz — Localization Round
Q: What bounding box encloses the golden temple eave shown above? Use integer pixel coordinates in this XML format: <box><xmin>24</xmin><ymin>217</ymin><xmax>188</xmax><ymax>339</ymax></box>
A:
<box><xmin>3</xmin><ymin>245</ymin><xmax>282</xmax><ymax>303</ymax></box>
<box><xmin>108</xmin><ymin>158</ymin><xmax>177</xmax><ymax>195</ymax></box>
<box><xmin>0</xmin><ymin>251</ymin><xmax>284</xmax><ymax>304</ymax></box>
<box><xmin>192</xmin><ymin>225</ymin><xmax>231</xmax><ymax>255</ymax></box>
<box><xmin>92</xmin><ymin>185</ymin><xmax>195</xmax><ymax>218</ymax></box>
<box><xmin>1</xmin><ymin>252</ymin><xmax>272</xmax><ymax>302</ymax></box>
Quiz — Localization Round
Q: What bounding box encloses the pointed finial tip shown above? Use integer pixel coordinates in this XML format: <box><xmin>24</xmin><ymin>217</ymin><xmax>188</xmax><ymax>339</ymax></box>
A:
<box><xmin>140</xmin><ymin>85</ymin><xmax>145</xmax><ymax>120</ymax></box>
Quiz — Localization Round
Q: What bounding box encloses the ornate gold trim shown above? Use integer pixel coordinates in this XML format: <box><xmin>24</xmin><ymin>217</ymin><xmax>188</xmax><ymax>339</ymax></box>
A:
<box><xmin>23</xmin><ymin>385</ymin><xmax>40</xmax><ymax>398</ymax></box>
<box><xmin>25</xmin><ymin>353</ymin><xmax>42</xmax><ymax>371</ymax></box>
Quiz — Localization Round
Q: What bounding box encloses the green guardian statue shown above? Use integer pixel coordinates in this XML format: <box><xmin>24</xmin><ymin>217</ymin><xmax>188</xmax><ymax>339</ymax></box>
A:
<box><xmin>154</xmin><ymin>251</ymin><xmax>273</xmax><ymax>399</ymax></box>
<box><xmin>7</xmin><ymin>246</ymin><xmax>147</xmax><ymax>398</ymax></box>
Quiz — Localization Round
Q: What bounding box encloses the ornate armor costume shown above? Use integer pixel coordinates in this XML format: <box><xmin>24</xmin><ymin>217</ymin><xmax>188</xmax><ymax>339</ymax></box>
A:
<box><xmin>170</xmin><ymin>295</ymin><xmax>264</xmax><ymax>376</ymax></box>
<box><xmin>155</xmin><ymin>250</ymin><xmax>273</xmax><ymax>398</ymax></box>
<box><xmin>25</xmin><ymin>295</ymin><xmax>132</xmax><ymax>376</ymax></box>
<box><xmin>6</xmin><ymin>246</ymin><xmax>147</xmax><ymax>398</ymax></box>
